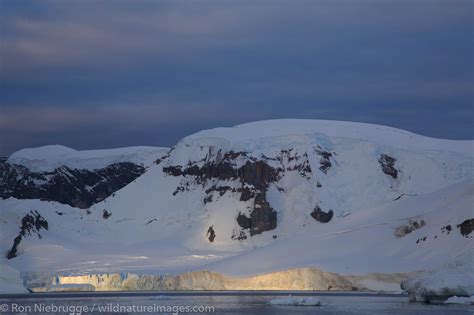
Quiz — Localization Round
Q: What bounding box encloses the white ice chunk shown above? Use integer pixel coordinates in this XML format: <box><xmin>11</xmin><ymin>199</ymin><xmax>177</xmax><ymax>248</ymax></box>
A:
<box><xmin>443</xmin><ymin>296</ymin><xmax>474</xmax><ymax>305</ymax></box>
<box><xmin>269</xmin><ymin>296</ymin><xmax>321</xmax><ymax>306</ymax></box>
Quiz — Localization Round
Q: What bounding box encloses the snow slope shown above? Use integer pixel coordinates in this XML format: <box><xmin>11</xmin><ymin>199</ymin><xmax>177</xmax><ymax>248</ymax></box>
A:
<box><xmin>184</xmin><ymin>119</ymin><xmax>472</xmax><ymax>155</ymax></box>
<box><xmin>205</xmin><ymin>180</ymin><xmax>474</xmax><ymax>276</ymax></box>
<box><xmin>80</xmin><ymin>119</ymin><xmax>471</xmax><ymax>249</ymax></box>
<box><xmin>5</xmin><ymin>181</ymin><xmax>471</xmax><ymax>292</ymax></box>
<box><xmin>0</xmin><ymin>119</ymin><xmax>472</xmax><ymax>293</ymax></box>
<box><xmin>0</xmin><ymin>258</ymin><xmax>26</xmax><ymax>293</ymax></box>
<box><xmin>7</xmin><ymin>145</ymin><xmax>168</xmax><ymax>172</ymax></box>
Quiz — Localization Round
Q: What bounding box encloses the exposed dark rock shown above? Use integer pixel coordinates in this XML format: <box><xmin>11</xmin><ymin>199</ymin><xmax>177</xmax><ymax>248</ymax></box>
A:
<box><xmin>282</xmin><ymin>150</ymin><xmax>312</xmax><ymax>179</ymax></box>
<box><xmin>393</xmin><ymin>193</ymin><xmax>417</xmax><ymax>201</ymax></box>
<box><xmin>231</xmin><ymin>229</ymin><xmax>247</xmax><ymax>241</ymax></box>
<box><xmin>237</xmin><ymin>213</ymin><xmax>252</xmax><ymax>229</ymax></box>
<box><xmin>236</xmin><ymin>194</ymin><xmax>278</xmax><ymax>236</ymax></box>
<box><xmin>250</xmin><ymin>195</ymin><xmax>278</xmax><ymax>235</ymax></box>
<box><xmin>238</xmin><ymin>160</ymin><xmax>281</xmax><ymax>191</ymax></box>
<box><xmin>315</xmin><ymin>148</ymin><xmax>333</xmax><ymax>174</ymax></box>
<box><xmin>164</xmin><ymin>152</ymin><xmax>281</xmax><ymax>190</ymax></box>
<box><xmin>441</xmin><ymin>225</ymin><xmax>452</xmax><ymax>234</ymax></box>
<box><xmin>55</xmin><ymin>211</ymin><xmax>63</xmax><ymax>216</ymax></box>
<box><xmin>393</xmin><ymin>194</ymin><xmax>402</xmax><ymax>201</ymax></box>
<box><xmin>164</xmin><ymin>151</ymin><xmax>282</xmax><ymax>238</ymax></box>
<box><xmin>416</xmin><ymin>236</ymin><xmax>427</xmax><ymax>243</ymax></box>
<box><xmin>395</xmin><ymin>219</ymin><xmax>426</xmax><ymax>238</ymax></box>
<box><xmin>6</xmin><ymin>210</ymin><xmax>48</xmax><ymax>259</ymax></box>
<box><xmin>290</xmin><ymin>162</ymin><xmax>312</xmax><ymax>178</ymax></box>
<box><xmin>207</xmin><ymin>226</ymin><xmax>216</xmax><ymax>243</ymax></box>
<box><xmin>155</xmin><ymin>152</ymin><xmax>171</xmax><ymax>165</ymax></box>
<box><xmin>7</xmin><ymin>235</ymin><xmax>22</xmax><ymax>260</ymax></box>
<box><xmin>203</xmin><ymin>185</ymin><xmax>234</xmax><ymax>203</ymax></box>
<box><xmin>172</xmin><ymin>186</ymin><xmax>186</xmax><ymax>196</ymax></box>
<box><xmin>315</xmin><ymin>148</ymin><xmax>332</xmax><ymax>160</ymax></box>
<box><xmin>310</xmin><ymin>205</ymin><xmax>333</xmax><ymax>223</ymax></box>
<box><xmin>203</xmin><ymin>195</ymin><xmax>213</xmax><ymax>204</ymax></box>
<box><xmin>102</xmin><ymin>209</ymin><xmax>112</xmax><ymax>219</ymax></box>
<box><xmin>378</xmin><ymin>154</ymin><xmax>398</xmax><ymax>179</ymax></box>
<box><xmin>457</xmin><ymin>219</ymin><xmax>473</xmax><ymax>237</ymax></box>
<box><xmin>0</xmin><ymin>161</ymin><xmax>146</xmax><ymax>209</ymax></box>
<box><xmin>146</xmin><ymin>219</ymin><xmax>157</xmax><ymax>225</ymax></box>
<box><xmin>205</xmin><ymin>186</ymin><xmax>232</xmax><ymax>197</ymax></box>
<box><xmin>162</xmin><ymin>165</ymin><xmax>183</xmax><ymax>176</ymax></box>
<box><xmin>237</xmin><ymin>187</ymin><xmax>256</xmax><ymax>202</ymax></box>
<box><xmin>20</xmin><ymin>210</ymin><xmax>48</xmax><ymax>236</ymax></box>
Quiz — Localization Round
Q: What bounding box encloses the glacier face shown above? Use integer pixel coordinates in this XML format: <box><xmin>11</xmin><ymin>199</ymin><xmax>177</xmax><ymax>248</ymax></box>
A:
<box><xmin>401</xmin><ymin>251</ymin><xmax>474</xmax><ymax>302</ymax></box>
<box><xmin>0</xmin><ymin>119</ymin><xmax>472</xmax><ymax>293</ymax></box>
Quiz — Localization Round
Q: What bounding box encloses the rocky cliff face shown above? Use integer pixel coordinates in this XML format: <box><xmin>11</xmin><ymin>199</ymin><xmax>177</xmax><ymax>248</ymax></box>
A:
<box><xmin>156</xmin><ymin>144</ymin><xmax>359</xmax><ymax>242</ymax></box>
<box><xmin>6</xmin><ymin>210</ymin><xmax>48</xmax><ymax>259</ymax></box>
<box><xmin>162</xmin><ymin>151</ymin><xmax>283</xmax><ymax>238</ymax></box>
<box><xmin>0</xmin><ymin>161</ymin><xmax>146</xmax><ymax>209</ymax></box>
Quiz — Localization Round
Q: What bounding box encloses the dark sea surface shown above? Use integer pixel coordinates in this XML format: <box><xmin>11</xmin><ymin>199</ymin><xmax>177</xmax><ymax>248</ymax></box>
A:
<box><xmin>1</xmin><ymin>291</ymin><xmax>473</xmax><ymax>315</ymax></box>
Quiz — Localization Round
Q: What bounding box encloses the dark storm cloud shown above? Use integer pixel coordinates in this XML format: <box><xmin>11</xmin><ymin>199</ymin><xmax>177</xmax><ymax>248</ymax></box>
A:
<box><xmin>1</xmin><ymin>0</ymin><xmax>473</xmax><ymax>155</ymax></box>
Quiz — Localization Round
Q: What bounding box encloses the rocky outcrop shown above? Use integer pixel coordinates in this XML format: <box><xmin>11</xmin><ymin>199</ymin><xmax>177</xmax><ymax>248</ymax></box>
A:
<box><xmin>280</xmin><ymin>149</ymin><xmax>312</xmax><ymax>178</ymax></box>
<box><xmin>0</xmin><ymin>161</ymin><xmax>146</xmax><ymax>208</ymax></box>
<box><xmin>311</xmin><ymin>206</ymin><xmax>333</xmax><ymax>223</ymax></box>
<box><xmin>163</xmin><ymin>152</ymin><xmax>280</xmax><ymax>190</ymax></box>
<box><xmin>206</xmin><ymin>226</ymin><xmax>216</xmax><ymax>243</ymax></box>
<box><xmin>457</xmin><ymin>219</ymin><xmax>473</xmax><ymax>237</ymax></box>
<box><xmin>236</xmin><ymin>195</ymin><xmax>277</xmax><ymax>236</ymax></box>
<box><xmin>378</xmin><ymin>154</ymin><xmax>398</xmax><ymax>179</ymax></box>
<box><xmin>164</xmin><ymin>147</ymin><xmax>340</xmax><ymax>239</ymax></box>
<box><xmin>315</xmin><ymin>148</ymin><xmax>333</xmax><ymax>174</ymax></box>
<box><xmin>164</xmin><ymin>151</ymin><xmax>282</xmax><ymax>239</ymax></box>
<box><xmin>395</xmin><ymin>219</ymin><xmax>426</xmax><ymax>238</ymax></box>
<box><xmin>6</xmin><ymin>210</ymin><xmax>48</xmax><ymax>259</ymax></box>
<box><xmin>102</xmin><ymin>209</ymin><xmax>112</xmax><ymax>219</ymax></box>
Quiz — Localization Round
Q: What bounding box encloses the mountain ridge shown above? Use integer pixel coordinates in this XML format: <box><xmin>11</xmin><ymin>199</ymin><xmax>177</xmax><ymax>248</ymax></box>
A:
<box><xmin>0</xmin><ymin>119</ymin><xmax>472</xmax><ymax>294</ymax></box>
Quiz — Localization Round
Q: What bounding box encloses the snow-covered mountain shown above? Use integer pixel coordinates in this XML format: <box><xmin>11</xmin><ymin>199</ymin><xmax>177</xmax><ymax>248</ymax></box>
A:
<box><xmin>0</xmin><ymin>120</ymin><xmax>472</xmax><ymax>294</ymax></box>
<box><xmin>1</xmin><ymin>145</ymin><xmax>168</xmax><ymax>208</ymax></box>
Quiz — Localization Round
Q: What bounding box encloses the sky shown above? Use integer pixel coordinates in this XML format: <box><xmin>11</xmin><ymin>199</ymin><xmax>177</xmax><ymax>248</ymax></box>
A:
<box><xmin>0</xmin><ymin>0</ymin><xmax>473</xmax><ymax>156</ymax></box>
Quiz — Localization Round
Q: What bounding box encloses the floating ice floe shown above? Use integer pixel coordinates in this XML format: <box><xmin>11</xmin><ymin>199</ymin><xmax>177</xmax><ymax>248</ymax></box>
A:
<box><xmin>443</xmin><ymin>296</ymin><xmax>474</xmax><ymax>305</ymax></box>
<box><xmin>269</xmin><ymin>296</ymin><xmax>321</xmax><ymax>306</ymax></box>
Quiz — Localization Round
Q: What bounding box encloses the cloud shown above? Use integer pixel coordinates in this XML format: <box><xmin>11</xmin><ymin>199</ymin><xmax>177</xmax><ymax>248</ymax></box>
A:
<box><xmin>0</xmin><ymin>0</ymin><xmax>472</xmax><ymax>155</ymax></box>
<box><xmin>0</xmin><ymin>100</ymin><xmax>270</xmax><ymax>136</ymax></box>
<box><xmin>2</xmin><ymin>0</ymin><xmax>471</xmax><ymax>76</ymax></box>
<box><xmin>0</xmin><ymin>2</ymin><xmax>258</xmax><ymax>76</ymax></box>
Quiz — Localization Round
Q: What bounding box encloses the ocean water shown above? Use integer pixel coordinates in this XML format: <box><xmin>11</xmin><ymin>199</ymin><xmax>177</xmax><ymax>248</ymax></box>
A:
<box><xmin>1</xmin><ymin>292</ymin><xmax>473</xmax><ymax>315</ymax></box>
